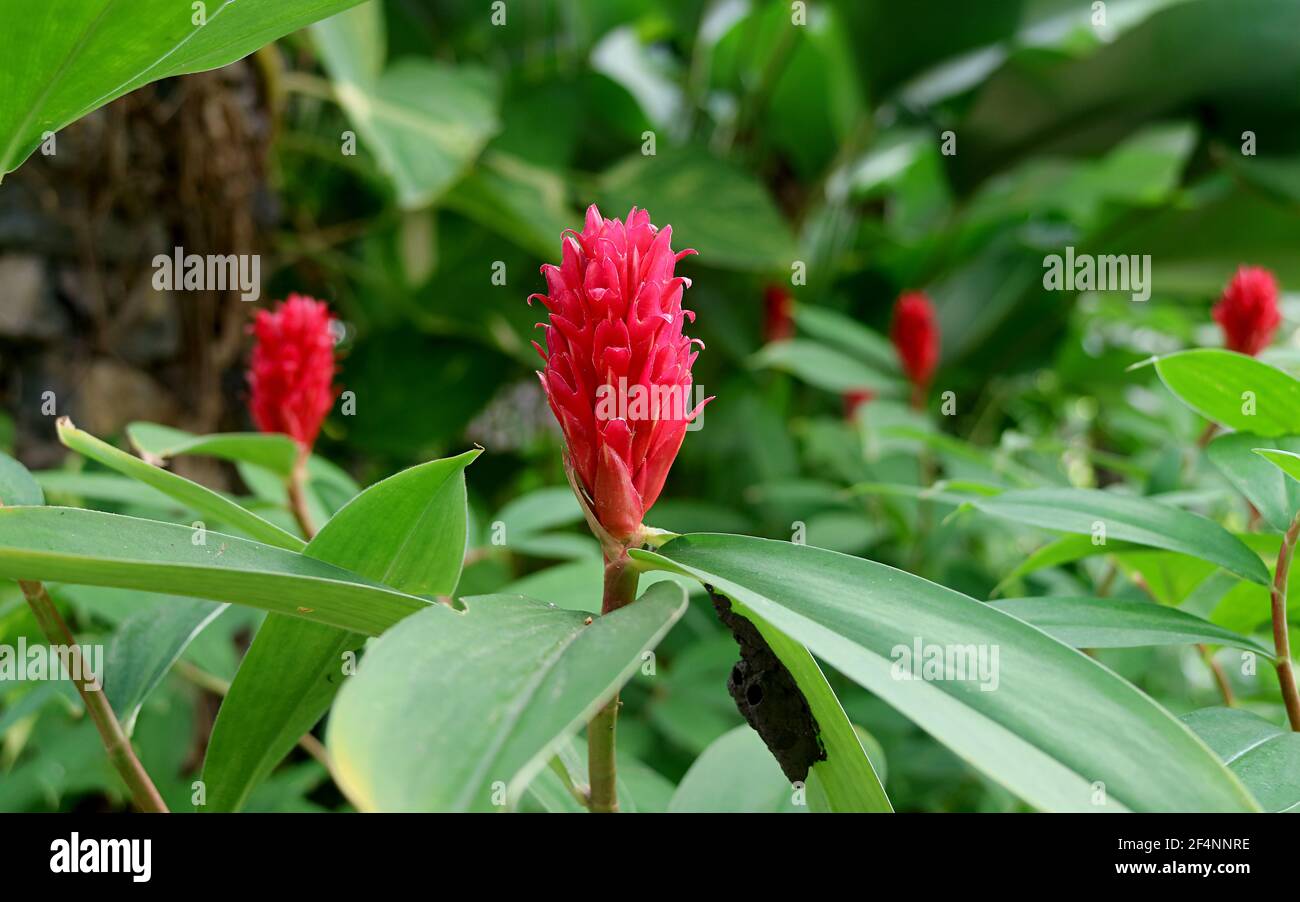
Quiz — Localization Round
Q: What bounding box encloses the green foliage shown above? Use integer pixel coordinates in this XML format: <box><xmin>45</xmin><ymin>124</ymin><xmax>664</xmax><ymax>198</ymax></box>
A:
<box><xmin>327</xmin><ymin>583</ymin><xmax>688</xmax><ymax>812</ymax></box>
<box><xmin>7</xmin><ymin>0</ymin><xmax>1300</xmax><ymax>816</ymax></box>
<box><xmin>0</xmin><ymin>0</ymin><xmax>368</xmax><ymax>175</ymax></box>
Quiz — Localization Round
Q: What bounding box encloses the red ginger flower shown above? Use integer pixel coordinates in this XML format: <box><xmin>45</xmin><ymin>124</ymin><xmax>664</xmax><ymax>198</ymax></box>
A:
<box><xmin>763</xmin><ymin>284</ymin><xmax>794</xmax><ymax>342</ymax></box>
<box><xmin>247</xmin><ymin>294</ymin><xmax>340</xmax><ymax>450</ymax></box>
<box><xmin>1214</xmin><ymin>266</ymin><xmax>1280</xmax><ymax>357</ymax></box>
<box><xmin>891</xmin><ymin>291</ymin><xmax>939</xmax><ymax>391</ymax></box>
<box><xmin>530</xmin><ymin>205</ymin><xmax>707</xmax><ymax>544</ymax></box>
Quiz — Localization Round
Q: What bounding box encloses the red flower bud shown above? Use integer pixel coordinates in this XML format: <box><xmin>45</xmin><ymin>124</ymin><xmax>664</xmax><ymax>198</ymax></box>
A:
<box><xmin>763</xmin><ymin>284</ymin><xmax>794</xmax><ymax>343</ymax></box>
<box><xmin>530</xmin><ymin>205</ymin><xmax>708</xmax><ymax>545</ymax></box>
<box><xmin>247</xmin><ymin>294</ymin><xmax>340</xmax><ymax>450</ymax></box>
<box><xmin>1213</xmin><ymin>266</ymin><xmax>1280</xmax><ymax>357</ymax></box>
<box><xmin>843</xmin><ymin>388</ymin><xmax>874</xmax><ymax>419</ymax></box>
<box><xmin>891</xmin><ymin>291</ymin><xmax>939</xmax><ymax>391</ymax></box>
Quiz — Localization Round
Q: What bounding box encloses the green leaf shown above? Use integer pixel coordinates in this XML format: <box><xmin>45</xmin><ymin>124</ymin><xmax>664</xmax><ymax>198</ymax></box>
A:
<box><xmin>312</xmin><ymin>5</ymin><xmax>499</xmax><ymax>208</ymax></box>
<box><xmin>35</xmin><ymin>471</ymin><xmax>187</xmax><ymax>512</ymax></box>
<box><xmin>59</xmin><ymin>419</ymin><xmax>304</xmax><ymax>552</ymax></box>
<box><xmin>1254</xmin><ymin>448</ymin><xmax>1300</xmax><ymax>498</ymax></box>
<box><xmin>793</xmin><ymin>305</ymin><xmax>899</xmax><ymax>373</ymax></box>
<box><xmin>127</xmin><ymin>422</ymin><xmax>299</xmax><ymax>477</ymax></box>
<box><xmin>989</xmin><ymin>596</ymin><xmax>1274</xmax><ymax>658</ymax></box>
<box><xmin>1181</xmin><ymin>707</ymin><xmax>1300</xmax><ymax>813</ymax></box>
<box><xmin>753</xmin><ymin>339</ymin><xmax>900</xmax><ymax>395</ymax></box>
<box><xmin>0</xmin><ymin>451</ymin><xmax>43</xmax><ymax>506</ymax></box>
<box><xmin>1207</xmin><ymin>434</ymin><xmax>1300</xmax><ymax>533</ymax></box>
<box><xmin>444</xmin><ymin>151</ymin><xmax>579</xmax><ymax>259</ymax></box>
<box><xmin>491</xmin><ymin>485</ymin><xmax>592</xmax><ymax>559</ymax></box>
<box><xmin>201</xmin><ymin>451</ymin><xmax>479</xmax><ymax>812</ymax></box>
<box><xmin>597</xmin><ymin>145</ymin><xmax>796</xmax><ymax>271</ymax></box>
<box><xmin>103</xmin><ymin>596</ymin><xmax>226</xmax><ymax>734</ymax></box>
<box><xmin>971</xmin><ymin>488</ymin><xmax>1270</xmax><ymax>586</ymax></box>
<box><xmin>0</xmin><ymin>0</ymin><xmax>368</xmax><ymax>177</ymax></box>
<box><xmin>0</xmin><ymin>507</ymin><xmax>427</xmax><ymax>636</ymax></box>
<box><xmin>734</xmin><ymin>600</ymin><xmax>891</xmax><ymax>811</ymax></box>
<box><xmin>633</xmin><ymin>534</ymin><xmax>1259</xmax><ymax>812</ymax></box>
<box><xmin>950</xmin><ymin>0</ymin><xmax>1300</xmax><ymax>190</ymax></box>
<box><xmin>669</xmin><ymin>725</ymin><xmax>802</xmax><ymax>813</ymax></box>
<box><xmin>327</xmin><ymin>582</ymin><xmax>689</xmax><ymax>811</ymax></box>
<box><xmin>991</xmin><ymin>534</ymin><xmax>1142</xmax><ymax>596</ymax></box>
<box><xmin>1149</xmin><ymin>349</ymin><xmax>1300</xmax><ymax>437</ymax></box>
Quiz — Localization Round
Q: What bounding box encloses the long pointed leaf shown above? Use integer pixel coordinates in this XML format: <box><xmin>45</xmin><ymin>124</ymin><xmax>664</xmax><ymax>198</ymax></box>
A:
<box><xmin>328</xmin><ymin>583</ymin><xmax>688</xmax><ymax>812</ymax></box>
<box><xmin>58</xmin><ymin>419</ymin><xmax>303</xmax><ymax>551</ymax></box>
<box><xmin>201</xmin><ymin>451</ymin><xmax>479</xmax><ymax>812</ymax></box>
<box><xmin>0</xmin><ymin>507</ymin><xmax>426</xmax><ymax>636</ymax></box>
<box><xmin>633</xmin><ymin>534</ymin><xmax>1260</xmax><ymax>812</ymax></box>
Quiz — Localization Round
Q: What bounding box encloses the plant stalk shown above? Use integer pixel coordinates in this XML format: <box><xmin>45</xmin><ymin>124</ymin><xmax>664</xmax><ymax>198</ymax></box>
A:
<box><xmin>587</xmin><ymin>549</ymin><xmax>640</xmax><ymax>813</ymax></box>
<box><xmin>18</xmin><ymin>580</ymin><xmax>169</xmax><ymax>812</ymax></box>
<box><xmin>1271</xmin><ymin>514</ymin><xmax>1300</xmax><ymax>730</ymax></box>
<box><xmin>287</xmin><ymin>448</ymin><xmax>317</xmax><ymax>539</ymax></box>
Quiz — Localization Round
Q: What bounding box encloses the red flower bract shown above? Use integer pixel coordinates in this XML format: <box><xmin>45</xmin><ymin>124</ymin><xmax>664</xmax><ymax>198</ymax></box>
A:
<box><xmin>891</xmin><ymin>291</ymin><xmax>939</xmax><ymax>389</ymax></box>
<box><xmin>247</xmin><ymin>294</ymin><xmax>339</xmax><ymax>450</ymax></box>
<box><xmin>763</xmin><ymin>284</ymin><xmax>794</xmax><ymax>343</ymax></box>
<box><xmin>531</xmin><ymin>205</ymin><xmax>707</xmax><ymax>544</ymax></box>
<box><xmin>1213</xmin><ymin>266</ymin><xmax>1280</xmax><ymax>357</ymax></box>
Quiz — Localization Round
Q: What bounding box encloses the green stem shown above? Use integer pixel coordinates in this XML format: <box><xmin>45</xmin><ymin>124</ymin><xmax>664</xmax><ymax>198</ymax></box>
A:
<box><xmin>18</xmin><ymin>580</ymin><xmax>168</xmax><ymax>812</ymax></box>
<box><xmin>1271</xmin><ymin>513</ymin><xmax>1300</xmax><ymax>730</ymax></box>
<box><xmin>586</xmin><ymin>550</ymin><xmax>640</xmax><ymax>813</ymax></box>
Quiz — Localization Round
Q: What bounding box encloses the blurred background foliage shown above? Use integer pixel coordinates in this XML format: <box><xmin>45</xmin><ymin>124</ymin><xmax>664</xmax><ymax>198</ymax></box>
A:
<box><xmin>4</xmin><ymin>0</ymin><xmax>1300</xmax><ymax>812</ymax></box>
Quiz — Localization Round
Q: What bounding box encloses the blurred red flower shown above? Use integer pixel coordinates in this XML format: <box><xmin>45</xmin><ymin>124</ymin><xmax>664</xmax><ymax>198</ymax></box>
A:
<box><xmin>247</xmin><ymin>294</ymin><xmax>339</xmax><ymax>450</ymax></box>
<box><xmin>763</xmin><ymin>284</ymin><xmax>794</xmax><ymax>343</ymax></box>
<box><xmin>1213</xmin><ymin>266</ymin><xmax>1281</xmax><ymax>357</ymax></box>
<box><xmin>891</xmin><ymin>291</ymin><xmax>939</xmax><ymax>397</ymax></box>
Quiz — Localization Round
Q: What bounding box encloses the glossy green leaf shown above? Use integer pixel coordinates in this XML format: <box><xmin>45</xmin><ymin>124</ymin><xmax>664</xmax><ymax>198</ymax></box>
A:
<box><xmin>991</xmin><ymin>534</ymin><xmax>1141</xmax><ymax>596</ymax></box>
<box><xmin>990</xmin><ymin>596</ymin><xmax>1273</xmax><ymax>658</ymax></box>
<box><xmin>633</xmin><ymin>534</ymin><xmax>1259</xmax><ymax>812</ymax></box>
<box><xmin>1254</xmin><ymin>448</ymin><xmax>1300</xmax><ymax>498</ymax></box>
<box><xmin>1149</xmin><ymin>349</ymin><xmax>1300</xmax><ymax>437</ymax></box>
<box><xmin>127</xmin><ymin>422</ymin><xmax>299</xmax><ymax>477</ymax></box>
<box><xmin>202</xmin><ymin>451</ymin><xmax>479</xmax><ymax>812</ymax></box>
<box><xmin>0</xmin><ymin>507</ymin><xmax>427</xmax><ymax>636</ymax></box>
<box><xmin>1207</xmin><ymin>433</ymin><xmax>1300</xmax><ymax>533</ymax></box>
<box><xmin>0</xmin><ymin>452</ymin><xmax>43</xmax><ymax>506</ymax></box>
<box><xmin>669</xmin><ymin>725</ymin><xmax>801</xmax><ymax>813</ymax></box>
<box><xmin>58</xmin><ymin>419</ymin><xmax>304</xmax><ymax>552</ymax></box>
<box><xmin>753</xmin><ymin>339</ymin><xmax>900</xmax><ymax>395</ymax></box>
<box><xmin>1182</xmin><ymin>707</ymin><xmax>1300</xmax><ymax>813</ymax></box>
<box><xmin>972</xmin><ymin>488</ymin><xmax>1270</xmax><ymax>586</ymax></box>
<box><xmin>597</xmin><ymin>145</ymin><xmax>795</xmax><ymax>271</ymax></box>
<box><xmin>445</xmin><ymin>151</ymin><xmax>579</xmax><ymax>260</ymax></box>
<box><xmin>0</xmin><ymin>0</ymin><xmax>367</xmax><ymax>177</ymax></box>
<box><xmin>312</xmin><ymin>4</ymin><xmax>499</xmax><ymax>208</ymax></box>
<box><xmin>793</xmin><ymin>305</ymin><xmax>899</xmax><ymax>373</ymax></box>
<box><xmin>327</xmin><ymin>582</ymin><xmax>689</xmax><ymax>812</ymax></box>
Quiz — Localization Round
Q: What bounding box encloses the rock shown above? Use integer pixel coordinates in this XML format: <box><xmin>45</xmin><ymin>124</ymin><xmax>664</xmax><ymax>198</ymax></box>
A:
<box><xmin>0</xmin><ymin>255</ymin><xmax>66</xmax><ymax>339</ymax></box>
<box><xmin>71</xmin><ymin>358</ymin><xmax>179</xmax><ymax>437</ymax></box>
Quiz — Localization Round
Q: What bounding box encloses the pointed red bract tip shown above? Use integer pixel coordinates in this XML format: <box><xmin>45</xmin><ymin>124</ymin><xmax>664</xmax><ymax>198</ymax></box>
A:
<box><xmin>891</xmin><ymin>291</ymin><xmax>939</xmax><ymax>390</ymax></box>
<box><xmin>247</xmin><ymin>294</ymin><xmax>340</xmax><ymax>450</ymax></box>
<box><xmin>1213</xmin><ymin>266</ymin><xmax>1280</xmax><ymax>357</ymax></box>
<box><xmin>530</xmin><ymin>205</ymin><xmax>703</xmax><ymax>544</ymax></box>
